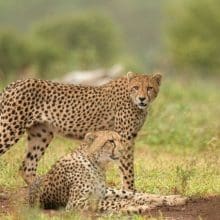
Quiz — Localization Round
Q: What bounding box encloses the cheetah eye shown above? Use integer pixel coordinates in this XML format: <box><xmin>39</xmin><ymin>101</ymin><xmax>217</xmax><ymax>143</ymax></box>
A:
<box><xmin>147</xmin><ymin>87</ymin><xmax>153</xmax><ymax>92</ymax></box>
<box><xmin>132</xmin><ymin>86</ymin><xmax>139</xmax><ymax>90</ymax></box>
<box><xmin>109</xmin><ymin>140</ymin><xmax>116</xmax><ymax>147</ymax></box>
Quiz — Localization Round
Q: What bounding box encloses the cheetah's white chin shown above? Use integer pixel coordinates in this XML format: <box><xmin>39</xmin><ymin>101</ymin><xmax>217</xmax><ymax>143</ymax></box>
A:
<box><xmin>137</xmin><ymin>103</ymin><xmax>148</xmax><ymax>109</ymax></box>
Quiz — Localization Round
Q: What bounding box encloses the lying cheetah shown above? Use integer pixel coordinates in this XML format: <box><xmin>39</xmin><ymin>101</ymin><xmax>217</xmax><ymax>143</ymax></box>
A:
<box><xmin>29</xmin><ymin>131</ymin><xmax>187</xmax><ymax>214</ymax></box>
<box><xmin>0</xmin><ymin>72</ymin><xmax>162</xmax><ymax>190</ymax></box>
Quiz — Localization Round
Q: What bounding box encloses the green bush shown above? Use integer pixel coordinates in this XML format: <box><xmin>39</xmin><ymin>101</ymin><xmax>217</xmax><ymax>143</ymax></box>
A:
<box><xmin>33</xmin><ymin>12</ymin><xmax>121</xmax><ymax>69</ymax></box>
<box><xmin>167</xmin><ymin>0</ymin><xmax>220</xmax><ymax>74</ymax></box>
<box><xmin>0</xmin><ymin>13</ymin><xmax>122</xmax><ymax>82</ymax></box>
<box><xmin>0</xmin><ymin>31</ymin><xmax>64</xmax><ymax>81</ymax></box>
<box><xmin>0</xmin><ymin>31</ymin><xmax>33</xmax><ymax>81</ymax></box>
<box><xmin>28</xmin><ymin>37</ymin><xmax>64</xmax><ymax>78</ymax></box>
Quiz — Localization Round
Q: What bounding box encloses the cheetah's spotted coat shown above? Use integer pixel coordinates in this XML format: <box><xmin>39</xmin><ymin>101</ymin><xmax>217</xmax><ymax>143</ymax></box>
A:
<box><xmin>0</xmin><ymin>73</ymin><xmax>161</xmax><ymax>190</ymax></box>
<box><xmin>29</xmin><ymin>131</ymin><xmax>187</xmax><ymax>214</ymax></box>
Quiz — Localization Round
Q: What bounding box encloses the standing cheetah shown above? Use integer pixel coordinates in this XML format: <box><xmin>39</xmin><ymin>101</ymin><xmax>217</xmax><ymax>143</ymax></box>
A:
<box><xmin>0</xmin><ymin>72</ymin><xmax>162</xmax><ymax>190</ymax></box>
<box><xmin>29</xmin><ymin>130</ymin><xmax>187</xmax><ymax>214</ymax></box>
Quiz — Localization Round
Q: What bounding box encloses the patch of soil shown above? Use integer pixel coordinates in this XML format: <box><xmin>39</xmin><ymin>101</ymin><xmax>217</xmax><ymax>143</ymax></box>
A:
<box><xmin>0</xmin><ymin>186</ymin><xmax>28</xmax><ymax>214</ymax></box>
<box><xmin>0</xmin><ymin>187</ymin><xmax>219</xmax><ymax>219</ymax></box>
<box><xmin>0</xmin><ymin>190</ymin><xmax>11</xmax><ymax>214</ymax></box>
<box><xmin>150</xmin><ymin>196</ymin><xmax>220</xmax><ymax>220</ymax></box>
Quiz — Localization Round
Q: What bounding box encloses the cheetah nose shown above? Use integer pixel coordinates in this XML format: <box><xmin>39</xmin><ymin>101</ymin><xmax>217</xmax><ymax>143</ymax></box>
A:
<box><xmin>139</xmin><ymin>97</ymin><xmax>146</xmax><ymax>102</ymax></box>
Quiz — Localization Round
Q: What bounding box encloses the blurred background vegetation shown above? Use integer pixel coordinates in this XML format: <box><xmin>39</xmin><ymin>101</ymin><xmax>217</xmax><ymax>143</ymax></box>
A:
<box><xmin>0</xmin><ymin>3</ymin><xmax>220</xmax><ymax>217</ymax></box>
<box><xmin>0</xmin><ymin>0</ymin><xmax>219</xmax><ymax>150</ymax></box>
<box><xmin>0</xmin><ymin>0</ymin><xmax>219</xmax><ymax>83</ymax></box>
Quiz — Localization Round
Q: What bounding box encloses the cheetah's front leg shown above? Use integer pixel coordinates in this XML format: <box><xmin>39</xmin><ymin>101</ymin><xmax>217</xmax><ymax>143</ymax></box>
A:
<box><xmin>119</xmin><ymin>139</ymin><xmax>135</xmax><ymax>191</ymax></box>
<box><xmin>114</xmin><ymin>110</ymin><xmax>138</xmax><ymax>191</ymax></box>
<box><xmin>19</xmin><ymin>123</ymin><xmax>54</xmax><ymax>185</ymax></box>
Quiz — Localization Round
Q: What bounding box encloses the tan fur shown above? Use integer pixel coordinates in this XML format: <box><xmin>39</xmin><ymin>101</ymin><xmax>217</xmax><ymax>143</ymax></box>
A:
<box><xmin>29</xmin><ymin>131</ymin><xmax>187</xmax><ymax>214</ymax></box>
<box><xmin>0</xmin><ymin>73</ymin><xmax>161</xmax><ymax>189</ymax></box>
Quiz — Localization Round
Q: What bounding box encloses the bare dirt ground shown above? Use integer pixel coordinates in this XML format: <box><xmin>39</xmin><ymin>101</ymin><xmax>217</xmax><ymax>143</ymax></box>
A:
<box><xmin>0</xmin><ymin>187</ymin><xmax>219</xmax><ymax>220</ymax></box>
<box><xmin>150</xmin><ymin>196</ymin><xmax>220</xmax><ymax>220</ymax></box>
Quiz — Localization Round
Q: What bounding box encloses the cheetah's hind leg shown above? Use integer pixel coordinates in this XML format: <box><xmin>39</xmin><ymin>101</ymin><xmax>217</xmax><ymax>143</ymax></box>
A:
<box><xmin>0</xmin><ymin>114</ymin><xmax>25</xmax><ymax>156</ymax></box>
<box><xmin>98</xmin><ymin>188</ymin><xmax>187</xmax><ymax>215</ymax></box>
<box><xmin>19</xmin><ymin>123</ymin><xmax>54</xmax><ymax>185</ymax></box>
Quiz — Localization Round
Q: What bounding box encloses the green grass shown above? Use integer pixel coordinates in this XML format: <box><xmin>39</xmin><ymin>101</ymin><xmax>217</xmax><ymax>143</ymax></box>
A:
<box><xmin>0</xmin><ymin>77</ymin><xmax>219</xmax><ymax>219</ymax></box>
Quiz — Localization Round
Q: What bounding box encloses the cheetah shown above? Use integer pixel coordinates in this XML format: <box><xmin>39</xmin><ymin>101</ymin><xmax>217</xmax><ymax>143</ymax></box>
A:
<box><xmin>0</xmin><ymin>72</ymin><xmax>162</xmax><ymax>190</ymax></box>
<box><xmin>29</xmin><ymin>130</ymin><xmax>187</xmax><ymax>214</ymax></box>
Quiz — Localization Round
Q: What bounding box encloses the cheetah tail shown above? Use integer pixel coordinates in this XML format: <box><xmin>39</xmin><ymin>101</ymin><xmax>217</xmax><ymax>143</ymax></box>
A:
<box><xmin>28</xmin><ymin>176</ymin><xmax>43</xmax><ymax>207</ymax></box>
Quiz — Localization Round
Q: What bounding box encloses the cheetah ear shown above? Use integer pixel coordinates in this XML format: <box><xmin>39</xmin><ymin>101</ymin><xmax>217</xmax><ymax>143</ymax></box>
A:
<box><xmin>84</xmin><ymin>132</ymin><xmax>105</xmax><ymax>154</ymax></box>
<box><xmin>84</xmin><ymin>132</ymin><xmax>96</xmax><ymax>146</ymax></box>
<box><xmin>152</xmin><ymin>73</ymin><xmax>162</xmax><ymax>86</ymax></box>
<box><xmin>127</xmin><ymin>71</ymin><xmax>135</xmax><ymax>82</ymax></box>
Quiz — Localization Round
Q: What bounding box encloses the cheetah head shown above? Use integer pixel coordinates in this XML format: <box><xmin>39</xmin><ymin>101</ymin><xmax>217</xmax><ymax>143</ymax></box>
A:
<box><xmin>84</xmin><ymin>131</ymin><xmax>124</xmax><ymax>164</ymax></box>
<box><xmin>127</xmin><ymin>72</ymin><xmax>162</xmax><ymax>110</ymax></box>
